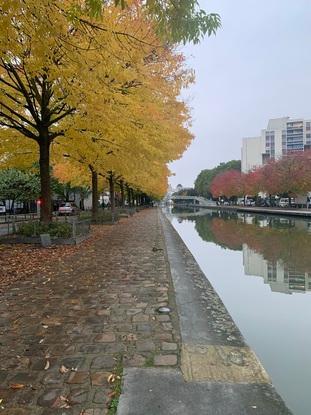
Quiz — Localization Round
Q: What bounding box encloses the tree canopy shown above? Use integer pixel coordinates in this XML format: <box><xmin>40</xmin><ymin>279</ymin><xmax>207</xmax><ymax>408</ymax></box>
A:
<box><xmin>0</xmin><ymin>168</ymin><xmax>40</xmax><ymax>203</ymax></box>
<box><xmin>194</xmin><ymin>160</ymin><xmax>241</xmax><ymax>198</ymax></box>
<box><xmin>83</xmin><ymin>0</ymin><xmax>221</xmax><ymax>44</ymax></box>
<box><xmin>0</xmin><ymin>0</ymin><xmax>199</xmax><ymax>222</ymax></box>
<box><xmin>209</xmin><ymin>151</ymin><xmax>311</xmax><ymax>199</ymax></box>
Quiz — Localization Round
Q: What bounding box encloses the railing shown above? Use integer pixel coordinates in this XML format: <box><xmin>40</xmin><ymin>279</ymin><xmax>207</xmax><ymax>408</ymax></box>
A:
<box><xmin>0</xmin><ymin>205</ymin><xmax>139</xmax><ymax>238</ymax></box>
<box><xmin>0</xmin><ymin>212</ymin><xmax>38</xmax><ymax>224</ymax></box>
<box><xmin>72</xmin><ymin>219</ymin><xmax>91</xmax><ymax>238</ymax></box>
<box><xmin>0</xmin><ymin>216</ymin><xmax>91</xmax><ymax>238</ymax></box>
<box><xmin>79</xmin><ymin>207</ymin><xmax>137</xmax><ymax>223</ymax></box>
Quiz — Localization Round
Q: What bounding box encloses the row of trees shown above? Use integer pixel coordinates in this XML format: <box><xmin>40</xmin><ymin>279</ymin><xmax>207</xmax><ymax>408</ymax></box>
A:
<box><xmin>194</xmin><ymin>160</ymin><xmax>241</xmax><ymax>198</ymax></box>
<box><xmin>210</xmin><ymin>151</ymin><xmax>311</xmax><ymax>199</ymax></box>
<box><xmin>0</xmin><ymin>0</ymin><xmax>221</xmax><ymax>222</ymax></box>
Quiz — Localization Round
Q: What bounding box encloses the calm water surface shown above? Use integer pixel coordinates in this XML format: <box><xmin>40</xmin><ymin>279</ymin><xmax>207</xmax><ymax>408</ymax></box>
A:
<box><xmin>168</xmin><ymin>208</ymin><xmax>311</xmax><ymax>415</ymax></box>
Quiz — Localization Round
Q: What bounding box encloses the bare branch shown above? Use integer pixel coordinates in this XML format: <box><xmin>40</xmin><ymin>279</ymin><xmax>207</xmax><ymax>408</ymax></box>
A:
<box><xmin>6</xmin><ymin>64</ymin><xmax>40</xmax><ymax>124</ymax></box>
<box><xmin>0</xmin><ymin>117</ymin><xmax>38</xmax><ymax>141</ymax></box>
<box><xmin>48</xmin><ymin>107</ymin><xmax>75</xmax><ymax>126</ymax></box>
<box><xmin>0</xmin><ymin>100</ymin><xmax>37</xmax><ymax>129</ymax></box>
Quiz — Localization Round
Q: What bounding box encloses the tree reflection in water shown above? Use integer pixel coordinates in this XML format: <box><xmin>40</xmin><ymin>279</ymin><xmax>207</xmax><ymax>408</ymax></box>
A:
<box><xmin>175</xmin><ymin>209</ymin><xmax>311</xmax><ymax>294</ymax></box>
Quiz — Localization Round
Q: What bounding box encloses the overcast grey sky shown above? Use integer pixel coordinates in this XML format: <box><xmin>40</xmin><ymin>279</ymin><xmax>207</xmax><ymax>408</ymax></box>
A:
<box><xmin>169</xmin><ymin>0</ymin><xmax>311</xmax><ymax>188</ymax></box>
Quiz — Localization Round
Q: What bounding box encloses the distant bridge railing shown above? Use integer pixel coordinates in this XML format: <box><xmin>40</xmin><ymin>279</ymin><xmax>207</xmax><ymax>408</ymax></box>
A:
<box><xmin>170</xmin><ymin>196</ymin><xmax>217</xmax><ymax>207</ymax></box>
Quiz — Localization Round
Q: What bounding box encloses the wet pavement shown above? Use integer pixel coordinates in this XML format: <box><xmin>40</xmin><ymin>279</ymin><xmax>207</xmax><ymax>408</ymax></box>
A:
<box><xmin>0</xmin><ymin>209</ymin><xmax>180</xmax><ymax>414</ymax></box>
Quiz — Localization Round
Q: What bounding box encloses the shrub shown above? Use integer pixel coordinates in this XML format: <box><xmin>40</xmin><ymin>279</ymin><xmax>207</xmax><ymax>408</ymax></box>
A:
<box><xmin>17</xmin><ymin>222</ymin><xmax>72</xmax><ymax>238</ymax></box>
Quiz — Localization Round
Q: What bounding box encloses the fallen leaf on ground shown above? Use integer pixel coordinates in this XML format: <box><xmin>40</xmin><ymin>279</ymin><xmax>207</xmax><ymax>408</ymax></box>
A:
<box><xmin>126</xmin><ymin>333</ymin><xmax>137</xmax><ymax>341</ymax></box>
<box><xmin>10</xmin><ymin>383</ymin><xmax>25</xmax><ymax>390</ymax></box>
<box><xmin>52</xmin><ymin>395</ymin><xmax>70</xmax><ymax>409</ymax></box>
<box><xmin>0</xmin><ymin>226</ymin><xmax>104</xmax><ymax>293</ymax></box>
<box><xmin>107</xmin><ymin>374</ymin><xmax>116</xmax><ymax>384</ymax></box>
<box><xmin>59</xmin><ymin>365</ymin><xmax>69</xmax><ymax>374</ymax></box>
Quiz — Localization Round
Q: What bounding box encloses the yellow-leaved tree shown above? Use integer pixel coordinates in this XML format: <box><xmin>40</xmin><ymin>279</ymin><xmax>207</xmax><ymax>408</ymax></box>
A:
<box><xmin>0</xmin><ymin>0</ymin><xmax>194</xmax><ymax>221</ymax></box>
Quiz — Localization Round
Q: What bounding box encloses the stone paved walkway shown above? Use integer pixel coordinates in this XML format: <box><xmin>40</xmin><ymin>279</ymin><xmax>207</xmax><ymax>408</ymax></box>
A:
<box><xmin>0</xmin><ymin>209</ymin><xmax>180</xmax><ymax>414</ymax></box>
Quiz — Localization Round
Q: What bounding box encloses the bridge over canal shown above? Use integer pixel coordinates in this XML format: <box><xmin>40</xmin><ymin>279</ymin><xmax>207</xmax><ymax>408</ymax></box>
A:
<box><xmin>170</xmin><ymin>195</ymin><xmax>217</xmax><ymax>208</ymax></box>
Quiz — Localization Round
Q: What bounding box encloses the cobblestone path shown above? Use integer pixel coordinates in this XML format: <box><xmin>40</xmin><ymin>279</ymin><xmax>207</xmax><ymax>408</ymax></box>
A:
<box><xmin>0</xmin><ymin>209</ymin><xmax>180</xmax><ymax>414</ymax></box>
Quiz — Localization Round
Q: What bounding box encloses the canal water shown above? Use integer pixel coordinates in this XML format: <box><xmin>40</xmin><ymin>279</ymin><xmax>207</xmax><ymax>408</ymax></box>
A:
<box><xmin>167</xmin><ymin>208</ymin><xmax>311</xmax><ymax>415</ymax></box>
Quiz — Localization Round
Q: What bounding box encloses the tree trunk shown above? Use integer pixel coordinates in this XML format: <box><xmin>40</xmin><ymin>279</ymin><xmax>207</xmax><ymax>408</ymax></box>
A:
<box><xmin>126</xmin><ymin>185</ymin><xmax>131</xmax><ymax>207</ymax></box>
<box><xmin>39</xmin><ymin>136</ymin><xmax>52</xmax><ymax>223</ymax></box>
<box><xmin>108</xmin><ymin>174</ymin><xmax>115</xmax><ymax>214</ymax></box>
<box><xmin>120</xmin><ymin>180</ymin><xmax>125</xmax><ymax>208</ymax></box>
<box><xmin>80</xmin><ymin>196</ymin><xmax>85</xmax><ymax>210</ymax></box>
<box><xmin>91</xmin><ymin>168</ymin><xmax>98</xmax><ymax>221</ymax></box>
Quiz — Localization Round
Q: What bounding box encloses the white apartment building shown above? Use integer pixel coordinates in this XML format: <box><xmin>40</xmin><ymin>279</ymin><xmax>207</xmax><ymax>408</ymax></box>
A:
<box><xmin>241</xmin><ymin>117</ymin><xmax>311</xmax><ymax>172</ymax></box>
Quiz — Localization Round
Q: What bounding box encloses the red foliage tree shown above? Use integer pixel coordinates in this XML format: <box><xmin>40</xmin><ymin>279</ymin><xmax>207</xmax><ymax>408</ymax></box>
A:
<box><xmin>210</xmin><ymin>170</ymin><xmax>243</xmax><ymax>198</ymax></box>
<box><xmin>243</xmin><ymin>169</ymin><xmax>263</xmax><ymax>196</ymax></box>
<box><xmin>259</xmin><ymin>159</ymin><xmax>281</xmax><ymax>196</ymax></box>
<box><xmin>211</xmin><ymin>151</ymin><xmax>311</xmax><ymax>199</ymax></box>
<box><xmin>261</xmin><ymin>150</ymin><xmax>311</xmax><ymax>196</ymax></box>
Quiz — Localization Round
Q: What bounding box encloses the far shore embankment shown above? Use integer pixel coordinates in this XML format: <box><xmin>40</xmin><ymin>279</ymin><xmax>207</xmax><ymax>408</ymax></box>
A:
<box><xmin>174</xmin><ymin>203</ymin><xmax>311</xmax><ymax>218</ymax></box>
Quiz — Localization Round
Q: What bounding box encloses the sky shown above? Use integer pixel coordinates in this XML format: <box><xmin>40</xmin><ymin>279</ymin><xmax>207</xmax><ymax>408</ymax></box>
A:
<box><xmin>169</xmin><ymin>0</ymin><xmax>311</xmax><ymax>188</ymax></box>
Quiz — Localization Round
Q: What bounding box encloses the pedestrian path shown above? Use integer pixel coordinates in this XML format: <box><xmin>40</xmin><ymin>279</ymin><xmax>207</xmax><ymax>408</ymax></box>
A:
<box><xmin>0</xmin><ymin>209</ymin><xmax>180</xmax><ymax>414</ymax></box>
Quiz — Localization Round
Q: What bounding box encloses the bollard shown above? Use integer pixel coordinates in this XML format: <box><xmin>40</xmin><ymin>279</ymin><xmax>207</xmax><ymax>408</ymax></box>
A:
<box><xmin>72</xmin><ymin>221</ymin><xmax>76</xmax><ymax>239</ymax></box>
<box><xmin>40</xmin><ymin>233</ymin><xmax>52</xmax><ymax>247</ymax></box>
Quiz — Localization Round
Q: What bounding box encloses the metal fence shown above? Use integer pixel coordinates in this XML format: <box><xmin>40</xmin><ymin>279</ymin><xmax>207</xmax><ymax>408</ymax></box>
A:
<box><xmin>0</xmin><ymin>212</ymin><xmax>38</xmax><ymax>223</ymax></box>
<box><xmin>72</xmin><ymin>219</ymin><xmax>91</xmax><ymax>238</ymax></box>
<box><xmin>0</xmin><ymin>216</ymin><xmax>91</xmax><ymax>238</ymax></box>
<box><xmin>0</xmin><ymin>205</ymin><xmax>140</xmax><ymax>238</ymax></box>
<box><xmin>0</xmin><ymin>215</ymin><xmax>33</xmax><ymax>236</ymax></box>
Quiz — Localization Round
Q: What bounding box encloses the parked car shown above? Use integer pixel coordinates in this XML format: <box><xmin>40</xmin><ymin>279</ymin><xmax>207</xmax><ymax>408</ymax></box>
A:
<box><xmin>256</xmin><ymin>198</ymin><xmax>271</xmax><ymax>207</ymax></box>
<box><xmin>278</xmin><ymin>198</ymin><xmax>289</xmax><ymax>208</ymax></box>
<box><xmin>58</xmin><ymin>202</ymin><xmax>79</xmax><ymax>216</ymax></box>
<box><xmin>245</xmin><ymin>198</ymin><xmax>256</xmax><ymax>207</ymax></box>
<box><xmin>0</xmin><ymin>202</ymin><xmax>6</xmax><ymax>215</ymax></box>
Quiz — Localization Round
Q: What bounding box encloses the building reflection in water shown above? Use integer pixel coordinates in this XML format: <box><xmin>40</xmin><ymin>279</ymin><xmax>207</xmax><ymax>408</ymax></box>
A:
<box><xmin>172</xmin><ymin>208</ymin><xmax>311</xmax><ymax>295</ymax></box>
<box><xmin>243</xmin><ymin>245</ymin><xmax>311</xmax><ymax>294</ymax></box>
